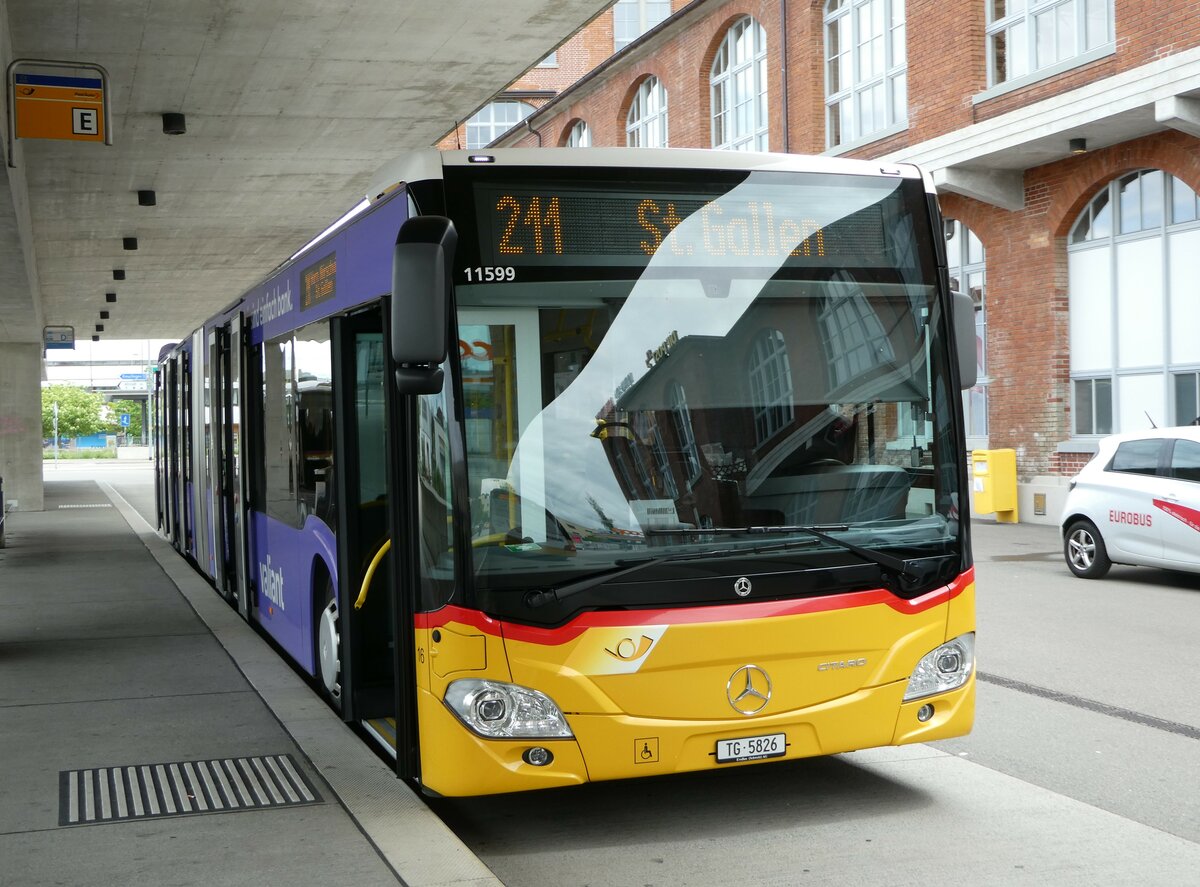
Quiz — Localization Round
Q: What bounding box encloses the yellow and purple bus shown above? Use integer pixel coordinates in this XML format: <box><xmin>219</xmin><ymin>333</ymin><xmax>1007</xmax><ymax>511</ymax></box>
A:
<box><xmin>154</xmin><ymin>148</ymin><xmax>977</xmax><ymax>796</ymax></box>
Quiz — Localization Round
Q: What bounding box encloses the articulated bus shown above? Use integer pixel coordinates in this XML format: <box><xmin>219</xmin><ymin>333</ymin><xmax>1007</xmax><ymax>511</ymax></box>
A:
<box><xmin>154</xmin><ymin>148</ymin><xmax>978</xmax><ymax>796</ymax></box>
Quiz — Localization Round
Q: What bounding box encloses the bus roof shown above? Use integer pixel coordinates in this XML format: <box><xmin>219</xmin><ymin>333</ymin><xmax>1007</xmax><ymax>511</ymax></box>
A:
<box><xmin>365</xmin><ymin>147</ymin><xmax>929</xmax><ymax>204</ymax></box>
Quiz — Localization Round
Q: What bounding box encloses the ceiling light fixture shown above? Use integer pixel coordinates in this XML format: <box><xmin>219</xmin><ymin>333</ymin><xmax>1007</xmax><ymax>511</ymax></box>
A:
<box><xmin>162</xmin><ymin>112</ymin><xmax>186</xmax><ymax>135</ymax></box>
<box><xmin>105</xmin><ymin>292</ymin><xmax>116</xmax><ymax>303</ymax></box>
<box><xmin>112</xmin><ymin>269</ymin><xmax>125</xmax><ymax>280</ymax></box>
<box><xmin>123</xmin><ymin>237</ymin><xmax>138</xmax><ymax>250</ymax></box>
<box><xmin>137</xmin><ymin>190</ymin><xmax>156</xmax><ymax>206</ymax></box>
<box><xmin>1069</xmin><ymin>138</ymin><xmax>1087</xmax><ymax>155</ymax></box>
<box><xmin>100</xmin><ymin>310</ymin><xmax>109</xmax><ymax>319</ymax></box>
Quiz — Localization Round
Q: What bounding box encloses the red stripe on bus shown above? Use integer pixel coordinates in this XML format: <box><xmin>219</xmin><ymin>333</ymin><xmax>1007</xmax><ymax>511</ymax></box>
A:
<box><xmin>414</xmin><ymin>568</ymin><xmax>973</xmax><ymax>647</ymax></box>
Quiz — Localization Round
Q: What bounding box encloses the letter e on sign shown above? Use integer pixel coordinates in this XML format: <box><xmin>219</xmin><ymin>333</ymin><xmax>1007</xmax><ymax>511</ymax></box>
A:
<box><xmin>72</xmin><ymin>107</ymin><xmax>99</xmax><ymax>136</ymax></box>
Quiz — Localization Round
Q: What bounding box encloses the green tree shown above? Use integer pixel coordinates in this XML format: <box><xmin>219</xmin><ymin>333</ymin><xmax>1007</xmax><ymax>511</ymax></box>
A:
<box><xmin>103</xmin><ymin>399</ymin><xmax>144</xmax><ymax>437</ymax></box>
<box><xmin>41</xmin><ymin>385</ymin><xmax>104</xmax><ymax>441</ymax></box>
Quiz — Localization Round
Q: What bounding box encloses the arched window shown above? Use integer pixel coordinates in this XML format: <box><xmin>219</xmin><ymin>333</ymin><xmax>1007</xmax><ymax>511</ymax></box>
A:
<box><xmin>465</xmin><ymin>101</ymin><xmax>534</xmax><ymax>150</ymax></box>
<box><xmin>614</xmin><ymin>0</ymin><xmax>671</xmax><ymax>52</ymax></box>
<box><xmin>626</xmin><ymin>76</ymin><xmax>668</xmax><ymax>148</ymax></box>
<box><xmin>748</xmin><ymin>329</ymin><xmax>794</xmax><ymax>444</ymax></box>
<box><xmin>987</xmin><ymin>0</ymin><xmax>1114</xmax><ymax>88</ymax></box>
<box><xmin>1068</xmin><ymin>170</ymin><xmax>1200</xmax><ymax>433</ymax></box>
<box><xmin>824</xmin><ymin>0</ymin><xmax>907</xmax><ymax>149</ymax></box>
<box><xmin>565</xmin><ymin>120</ymin><xmax>592</xmax><ymax>147</ymax></box>
<box><xmin>711</xmin><ymin>17</ymin><xmax>768</xmax><ymax>152</ymax></box>
<box><xmin>946</xmin><ymin>220</ymin><xmax>988</xmax><ymax>441</ymax></box>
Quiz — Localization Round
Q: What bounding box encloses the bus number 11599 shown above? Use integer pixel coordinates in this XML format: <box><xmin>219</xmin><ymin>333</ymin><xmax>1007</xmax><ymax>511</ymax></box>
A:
<box><xmin>464</xmin><ymin>266</ymin><xmax>516</xmax><ymax>282</ymax></box>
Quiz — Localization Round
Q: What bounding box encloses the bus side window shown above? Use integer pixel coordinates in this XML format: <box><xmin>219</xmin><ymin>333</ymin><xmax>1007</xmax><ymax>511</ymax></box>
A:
<box><xmin>295</xmin><ymin>321</ymin><xmax>333</xmax><ymax>526</ymax></box>
<box><xmin>262</xmin><ymin>334</ymin><xmax>298</xmax><ymax>527</ymax></box>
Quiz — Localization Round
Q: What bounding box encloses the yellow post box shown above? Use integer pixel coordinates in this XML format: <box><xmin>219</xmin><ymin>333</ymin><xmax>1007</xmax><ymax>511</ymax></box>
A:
<box><xmin>972</xmin><ymin>448</ymin><xmax>1018</xmax><ymax>523</ymax></box>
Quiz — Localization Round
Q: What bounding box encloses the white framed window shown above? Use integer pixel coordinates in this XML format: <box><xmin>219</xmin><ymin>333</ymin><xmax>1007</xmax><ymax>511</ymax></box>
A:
<box><xmin>1073</xmin><ymin>377</ymin><xmax>1113</xmax><ymax>435</ymax></box>
<box><xmin>818</xmin><ymin>276</ymin><xmax>896</xmax><ymax>389</ymax></box>
<box><xmin>565</xmin><ymin>120</ymin><xmax>592</xmax><ymax>147</ymax></box>
<box><xmin>648</xmin><ymin>424</ymin><xmax>679</xmax><ymax>498</ymax></box>
<box><xmin>465</xmin><ymin>101</ymin><xmax>534</xmax><ymax>150</ymax></box>
<box><xmin>667</xmin><ymin>381</ymin><xmax>702</xmax><ymax>485</ymax></box>
<box><xmin>626</xmin><ymin>76</ymin><xmax>668</xmax><ymax>148</ymax></box>
<box><xmin>748</xmin><ymin>329</ymin><xmax>794</xmax><ymax>444</ymax></box>
<box><xmin>614</xmin><ymin>0</ymin><xmax>671</xmax><ymax>52</ymax></box>
<box><xmin>1176</xmin><ymin>372</ymin><xmax>1200</xmax><ymax>426</ymax></box>
<box><xmin>987</xmin><ymin>0</ymin><xmax>1114</xmax><ymax>88</ymax></box>
<box><xmin>946</xmin><ymin>220</ymin><xmax>988</xmax><ymax>441</ymax></box>
<box><xmin>711</xmin><ymin>17</ymin><xmax>768</xmax><ymax>152</ymax></box>
<box><xmin>1068</xmin><ymin>170</ymin><xmax>1200</xmax><ymax>433</ymax></box>
<box><xmin>824</xmin><ymin>0</ymin><xmax>907</xmax><ymax>148</ymax></box>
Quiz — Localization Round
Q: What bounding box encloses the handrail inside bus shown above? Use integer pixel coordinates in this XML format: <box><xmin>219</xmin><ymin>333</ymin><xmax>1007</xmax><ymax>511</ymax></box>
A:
<box><xmin>355</xmin><ymin>539</ymin><xmax>392</xmax><ymax>610</ymax></box>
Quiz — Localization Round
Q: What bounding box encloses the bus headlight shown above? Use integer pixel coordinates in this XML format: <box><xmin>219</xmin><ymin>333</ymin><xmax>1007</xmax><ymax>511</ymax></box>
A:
<box><xmin>903</xmin><ymin>633</ymin><xmax>975</xmax><ymax>702</ymax></box>
<box><xmin>444</xmin><ymin>679</ymin><xmax>573</xmax><ymax>739</ymax></box>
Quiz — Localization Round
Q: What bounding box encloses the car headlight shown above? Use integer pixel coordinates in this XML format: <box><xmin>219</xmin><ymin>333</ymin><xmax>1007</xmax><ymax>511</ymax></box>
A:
<box><xmin>903</xmin><ymin>633</ymin><xmax>975</xmax><ymax>702</ymax></box>
<box><xmin>444</xmin><ymin>679</ymin><xmax>573</xmax><ymax>739</ymax></box>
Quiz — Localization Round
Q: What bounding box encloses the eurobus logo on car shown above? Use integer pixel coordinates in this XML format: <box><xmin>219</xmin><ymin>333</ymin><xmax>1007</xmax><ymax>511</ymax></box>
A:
<box><xmin>1109</xmin><ymin>509</ymin><xmax>1152</xmax><ymax>527</ymax></box>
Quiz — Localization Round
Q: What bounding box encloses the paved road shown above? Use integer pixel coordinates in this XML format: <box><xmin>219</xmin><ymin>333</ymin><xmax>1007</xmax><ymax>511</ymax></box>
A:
<box><xmin>428</xmin><ymin>518</ymin><xmax>1200</xmax><ymax>886</ymax></box>
<box><xmin>939</xmin><ymin>519</ymin><xmax>1200</xmax><ymax>844</ymax></box>
<box><xmin>90</xmin><ymin>461</ymin><xmax>1200</xmax><ymax>885</ymax></box>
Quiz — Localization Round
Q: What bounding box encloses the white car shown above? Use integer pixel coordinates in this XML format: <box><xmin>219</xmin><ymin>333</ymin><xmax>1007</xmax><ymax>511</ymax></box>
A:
<box><xmin>1060</xmin><ymin>426</ymin><xmax>1200</xmax><ymax>579</ymax></box>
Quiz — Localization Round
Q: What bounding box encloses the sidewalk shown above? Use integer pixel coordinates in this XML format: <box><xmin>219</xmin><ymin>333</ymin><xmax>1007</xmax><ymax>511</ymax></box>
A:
<box><xmin>0</xmin><ymin>471</ymin><xmax>499</xmax><ymax>887</ymax></box>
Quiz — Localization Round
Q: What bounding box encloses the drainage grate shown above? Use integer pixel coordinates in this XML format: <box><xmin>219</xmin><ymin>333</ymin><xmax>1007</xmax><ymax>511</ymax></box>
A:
<box><xmin>57</xmin><ymin>503</ymin><xmax>113</xmax><ymax>509</ymax></box>
<box><xmin>59</xmin><ymin>754</ymin><xmax>320</xmax><ymax>826</ymax></box>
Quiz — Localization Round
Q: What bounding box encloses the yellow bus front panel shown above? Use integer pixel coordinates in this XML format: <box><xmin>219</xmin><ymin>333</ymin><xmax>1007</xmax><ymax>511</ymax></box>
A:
<box><xmin>415</xmin><ymin>572</ymin><xmax>974</xmax><ymax>796</ymax></box>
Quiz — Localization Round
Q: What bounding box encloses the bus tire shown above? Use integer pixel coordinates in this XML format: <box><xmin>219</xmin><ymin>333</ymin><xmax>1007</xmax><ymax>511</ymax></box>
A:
<box><xmin>316</xmin><ymin>573</ymin><xmax>343</xmax><ymax>707</ymax></box>
<box><xmin>1064</xmin><ymin>519</ymin><xmax>1111</xmax><ymax>579</ymax></box>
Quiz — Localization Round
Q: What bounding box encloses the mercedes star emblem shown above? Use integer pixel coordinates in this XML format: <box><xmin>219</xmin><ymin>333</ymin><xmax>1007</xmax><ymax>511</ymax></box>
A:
<box><xmin>733</xmin><ymin>576</ymin><xmax>752</xmax><ymax>597</ymax></box>
<box><xmin>727</xmin><ymin>664</ymin><xmax>772</xmax><ymax>715</ymax></box>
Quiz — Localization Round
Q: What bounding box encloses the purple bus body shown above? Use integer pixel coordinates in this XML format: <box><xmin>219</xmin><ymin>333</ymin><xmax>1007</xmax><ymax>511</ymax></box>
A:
<box><xmin>226</xmin><ymin>191</ymin><xmax>410</xmax><ymax>668</ymax></box>
<box><xmin>251</xmin><ymin>511</ymin><xmax>339</xmax><ymax>673</ymax></box>
<box><xmin>239</xmin><ymin>194</ymin><xmax>409</xmax><ymax>346</ymax></box>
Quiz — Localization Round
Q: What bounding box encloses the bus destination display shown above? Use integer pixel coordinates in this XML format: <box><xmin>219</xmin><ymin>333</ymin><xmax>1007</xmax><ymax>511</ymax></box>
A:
<box><xmin>467</xmin><ymin>179</ymin><xmax>891</xmax><ymax>274</ymax></box>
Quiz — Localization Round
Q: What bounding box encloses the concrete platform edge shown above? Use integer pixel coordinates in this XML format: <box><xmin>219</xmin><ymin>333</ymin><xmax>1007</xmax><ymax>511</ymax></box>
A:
<box><xmin>97</xmin><ymin>481</ymin><xmax>503</xmax><ymax>887</ymax></box>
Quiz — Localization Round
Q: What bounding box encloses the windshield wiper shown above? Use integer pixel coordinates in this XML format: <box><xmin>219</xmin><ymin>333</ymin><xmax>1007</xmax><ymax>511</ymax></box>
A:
<box><xmin>523</xmin><ymin>537</ymin><xmax>820</xmax><ymax>609</ymax></box>
<box><xmin>646</xmin><ymin>525</ymin><xmax>954</xmax><ymax>593</ymax></box>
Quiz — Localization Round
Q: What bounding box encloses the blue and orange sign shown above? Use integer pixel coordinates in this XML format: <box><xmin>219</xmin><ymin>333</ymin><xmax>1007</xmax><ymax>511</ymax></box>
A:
<box><xmin>13</xmin><ymin>71</ymin><xmax>105</xmax><ymax>142</ymax></box>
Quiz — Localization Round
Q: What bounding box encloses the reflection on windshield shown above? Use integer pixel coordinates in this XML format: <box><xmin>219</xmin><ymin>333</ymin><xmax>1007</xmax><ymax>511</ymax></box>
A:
<box><xmin>440</xmin><ymin>170</ymin><xmax>959</xmax><ymax>597</ymax></box>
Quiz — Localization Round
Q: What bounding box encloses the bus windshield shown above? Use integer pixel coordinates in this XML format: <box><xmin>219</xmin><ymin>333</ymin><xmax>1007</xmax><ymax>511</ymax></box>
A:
<box><xmin>439</xmin><ymin>164</ymin><xmax>962</xmax><ymax>619</ymax></box>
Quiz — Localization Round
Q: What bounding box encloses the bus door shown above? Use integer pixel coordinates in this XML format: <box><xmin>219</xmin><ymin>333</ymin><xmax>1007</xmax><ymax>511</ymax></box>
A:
<box><xmin>225</xmin><ymin>313</ymin><xmax>252</xmax><ymax>618</ymax></box>
<box><xmin>207</xmin><ymin>327</ymin><xmax>227</xmax><ymax>596</ymax></box>
<box><xmin>157</xmin><ymin>359</ymin><xmax>170</xmax><ymax>541</ymax></box>
<box><xmin>181</xmin><ymin>341</ymin><xmax>199</xmax><ymax>562</ymax></box>
<box><xmin>171</xmin><ymin>352</ymin><xmax>187</xmax><ymax>552</ymax></box>
<box><xmin>330</xmin><ymin>307</ymin><xmax>403</xmax><ymax>749</ymax></box>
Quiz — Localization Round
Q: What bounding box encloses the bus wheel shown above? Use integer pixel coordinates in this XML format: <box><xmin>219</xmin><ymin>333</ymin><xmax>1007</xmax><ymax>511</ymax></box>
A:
<box><xmin>317</xmin><ymin>579</ymin><xmax>342</xmax><ymax>704</ymax></box>
<box><xmin>1064</xmin><ymin>519</ymin><xmax>1111</xmax><ymax>579</ymax></box>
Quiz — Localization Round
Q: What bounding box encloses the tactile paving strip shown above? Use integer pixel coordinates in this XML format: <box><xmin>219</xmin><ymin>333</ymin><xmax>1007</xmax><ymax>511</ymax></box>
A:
<box><xmin>59</xmin><ymin>754</ymin><xmax>320</xmax><ymax>826</ymax></box>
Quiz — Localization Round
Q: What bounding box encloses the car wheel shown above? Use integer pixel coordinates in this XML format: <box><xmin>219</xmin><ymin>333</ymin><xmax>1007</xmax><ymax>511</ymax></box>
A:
<box><xmin>1064</xmin><ymin>520</ymin><xmax>1111</xmax><ymax>579</ymax></box>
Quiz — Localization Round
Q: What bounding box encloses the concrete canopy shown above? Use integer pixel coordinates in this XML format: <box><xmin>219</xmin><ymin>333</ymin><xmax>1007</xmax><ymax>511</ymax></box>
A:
<box><xmin>0</xmin><ymin>0</ymin><xmax>611</xmax><ymax>345</ymax></box>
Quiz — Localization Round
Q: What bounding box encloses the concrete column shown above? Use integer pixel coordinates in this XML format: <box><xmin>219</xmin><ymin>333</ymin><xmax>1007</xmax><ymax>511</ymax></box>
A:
<box><xmin>0</xmin><ymin>342</ymin><xmax>44</xmax><ymax>512</ymax></box>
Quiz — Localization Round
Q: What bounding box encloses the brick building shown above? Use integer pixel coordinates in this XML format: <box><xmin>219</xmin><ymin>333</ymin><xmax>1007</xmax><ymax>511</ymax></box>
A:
<box><xmin>480</xmin><ymin>0</ymin><xmax>1200</xmax><ymax>520</ymax></box>
<box><xmin>435</xmin><ymin>3</ymin><xmax>668</xmax><ymax>150</ymax></box>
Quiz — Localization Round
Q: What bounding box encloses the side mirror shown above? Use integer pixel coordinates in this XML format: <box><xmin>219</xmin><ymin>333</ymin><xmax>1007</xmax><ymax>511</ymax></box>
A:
<box><xmin>952</xmin><ymin>291</ymin><xmax>978</xmax><ymax>391</ymax></box>
<box><xmin>392</xmin><ymin>215</ymin><xmax>456</xmax><ymax>394</ymax></box>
